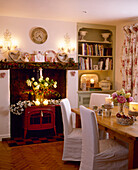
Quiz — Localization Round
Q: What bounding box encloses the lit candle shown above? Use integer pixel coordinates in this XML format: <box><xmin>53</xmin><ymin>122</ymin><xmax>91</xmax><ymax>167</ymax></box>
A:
<box><xmin>43</xmin><ymin>99</ymin><xmax>48</xmax><ymax>105</ymax></box>
<box><xmin>90</xmin><ymin>79</ymin><xmax>94</xmax><ymax>87</ymax></box>
<box><xmin>129</xmin><ymin>102</ymin><xmax>138</xmax><ymax>112</ymax></box>
<box><xmin>39</xmin><ymin>67</ymin><xmax>43</xmax><ymax>78</ymax></box>
<box><xmin>34</xmin><ymin>99</ymin><xmax>40</xmax><ymax>106</ymax></box>
<box><xmin>105</xmin><ymin>97</ymin><xmax>113</xmax><ymax>104</ymax></box>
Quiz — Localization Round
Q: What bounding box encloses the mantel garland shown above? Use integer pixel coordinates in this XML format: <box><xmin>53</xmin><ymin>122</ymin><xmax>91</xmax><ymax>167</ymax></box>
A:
<box><xmin>0</xmin><ymin>61</ymin><xmax>78</xmax><ymax>70</ymax></box>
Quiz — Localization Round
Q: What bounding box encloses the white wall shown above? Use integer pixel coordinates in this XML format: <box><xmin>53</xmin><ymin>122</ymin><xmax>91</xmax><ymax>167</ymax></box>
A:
<box><xmin>0</xmin><ymin>16</ymin><xmax>78</xmax><ymax>140</ymax></box>
<box><xmin>115</xmin><ymin>19</ymin><xmax>138</xmax><ymax>90</ymax></box>
<box><xmin>0</xmin><ymin>16</ymin><xmax>77</xmax><ymax>60</ymax></box>
<box><xmin>66</xmin><ymin>70</ymin><xmax>78</xmax><ymax>108</ymax></box>
<box><xmin>0</xmin><ymin>70</ymin><xmax>10</xmax><ymax>140</ymax></box>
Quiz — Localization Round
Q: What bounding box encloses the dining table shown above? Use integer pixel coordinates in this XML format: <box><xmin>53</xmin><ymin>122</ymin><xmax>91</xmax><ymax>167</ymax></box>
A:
<box><xmin>71</xmin><ymin>106</ymin><xmax>138</xmax><ymax>169</ymax></box>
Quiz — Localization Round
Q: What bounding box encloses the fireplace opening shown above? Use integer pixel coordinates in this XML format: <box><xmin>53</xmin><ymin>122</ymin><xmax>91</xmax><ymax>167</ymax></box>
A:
<box><xmin>10</xmin><ymin>69</ymin><xmax>66</xmax><ymax>104</ymax></box>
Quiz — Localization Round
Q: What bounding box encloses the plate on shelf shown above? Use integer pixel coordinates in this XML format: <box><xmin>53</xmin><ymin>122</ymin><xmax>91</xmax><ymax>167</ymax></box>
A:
<box><xmin>80</xmin><ymin>73</ymin><xmax>99</xmax><ymax>90</ymax></box>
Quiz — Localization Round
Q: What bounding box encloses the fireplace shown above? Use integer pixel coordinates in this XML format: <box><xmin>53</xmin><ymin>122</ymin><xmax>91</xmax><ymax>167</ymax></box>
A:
<box><xmin>10</xmin><ymin>68</ymin><xmax>66</xmax><ymax>138</ymax></box>
<box><xmin>10</xmin><ymin>69</ymin><xmax>66</xmax><ymax>104</ymax></box>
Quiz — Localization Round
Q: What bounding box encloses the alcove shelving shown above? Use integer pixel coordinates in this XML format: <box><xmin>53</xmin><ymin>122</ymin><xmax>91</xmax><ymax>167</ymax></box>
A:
<box><xmin>77</xmin><ymin>23</ymin><xmax>116</xmax><ymax>107</ymax></box>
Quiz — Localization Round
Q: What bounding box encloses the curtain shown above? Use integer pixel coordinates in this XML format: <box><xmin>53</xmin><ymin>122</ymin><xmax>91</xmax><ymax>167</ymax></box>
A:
<box><xmin>121</xmin><ymin>23</ymin><xmax>138</xmax><ymax>102</ymax></box>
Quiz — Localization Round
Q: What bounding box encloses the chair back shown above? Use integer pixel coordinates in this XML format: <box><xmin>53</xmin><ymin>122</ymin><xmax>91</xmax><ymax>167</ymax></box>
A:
<box><xmin>80</xmin><ymin>105</ymin><xmax>99</xmax><ymax>154</ymax></box>
<box><xmin>89</xmin><ymin>93</ymin><xmax>110</xmax><ymax>108</ymax></box>
<box><xmin>60</xmin><ymin>98</ymin><xmax>73</xmax><ymax>137</ymax></box>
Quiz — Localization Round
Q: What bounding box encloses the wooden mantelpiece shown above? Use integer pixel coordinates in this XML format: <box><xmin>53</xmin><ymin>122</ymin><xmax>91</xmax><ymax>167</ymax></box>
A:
<box><xmin>0</xmin><ymin>61</ymin><xmax>78</xmax><ymax>70</ymax></box>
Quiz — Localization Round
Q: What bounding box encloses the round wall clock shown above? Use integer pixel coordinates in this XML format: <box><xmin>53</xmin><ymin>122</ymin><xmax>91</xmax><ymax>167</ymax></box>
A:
<box><xmin>30</xmin><ymin>27</ymin><xmax>48</xmax><ymax>44</ymax></box>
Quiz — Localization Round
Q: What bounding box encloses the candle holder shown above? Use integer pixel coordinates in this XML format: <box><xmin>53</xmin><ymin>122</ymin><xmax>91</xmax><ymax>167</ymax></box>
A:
<box><xmin>104</xmin><ymin>103</ymin><xmax>114</xmax><ymax>117</ymax></box>
<box><xmin>90</xmin><ymin>83</ymin><xmax>94</xmax><ymax>88</ymax></box>
<box><xmin>128</xmin><ymin>102</ymin><xmax>138</xmax><ymax>121</ymax></box>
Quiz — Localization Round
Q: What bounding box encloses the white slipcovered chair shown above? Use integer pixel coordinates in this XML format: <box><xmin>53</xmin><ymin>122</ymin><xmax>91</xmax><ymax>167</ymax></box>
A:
<box><xmin>79</xmin><ymin>105</ymin><xmax>128</xmax><ymax>170</ymax></box>
<box><xmin>89</xmin><ymin>93</ymin><xmax>111</xmax><ymax>139</ymax></box>
<box><xmin>89</xmin><ymin>93</ymin><xmax>110</xmax><ymax>108</ymax></box>
<box><xmin>60</xmin><ymin>98</ymin><xmax>82</xmax><ymax>161</ymax></box>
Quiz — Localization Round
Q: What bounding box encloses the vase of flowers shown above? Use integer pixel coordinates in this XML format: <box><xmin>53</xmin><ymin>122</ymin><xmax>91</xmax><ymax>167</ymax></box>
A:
<box><xmin>112</xmin><ymin>88</ymin><xmax>133</xmax><ymax>114</ymax></box>
<box><xmin>25</xmin><ymin>76</ymin><xmax>61</xmax><ymax>105</ymax></box>
<box><xmin>112</xmin><ymin>88</ymin><xmax>134</xmax><ymax>125</ymax></box>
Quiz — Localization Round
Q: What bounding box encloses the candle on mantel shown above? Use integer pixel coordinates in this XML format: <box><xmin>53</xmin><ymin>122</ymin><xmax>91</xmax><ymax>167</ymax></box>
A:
<box><xmin>90</xmin><ymin>79</ymin><xmax>94</xmax><ymax>88</ymax></box>
<box><xmin>105</xmin><ymin>97</ymin><xmax>113</xmax><ymax>105</ymax></box>
<box><xmin>34</xmin><ymin>99</ymin><xmax>40</xmax><ymax>106</ymax></box>
<box><xmin>43</xmin><ymin>99</ymin><xmax>48</xmax><ymax>105</ymax></box>
<box><xmin>129</xmin><ymin>102</ymin><xmax>138</xmax><ymax>112</ymax></box>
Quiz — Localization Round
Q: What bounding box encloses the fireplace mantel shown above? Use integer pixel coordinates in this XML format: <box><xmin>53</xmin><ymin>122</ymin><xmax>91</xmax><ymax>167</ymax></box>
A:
<box><xmin>0</xmin><ymin>61</ymin><xmax>78</xmax><ymax>70</ymax></box>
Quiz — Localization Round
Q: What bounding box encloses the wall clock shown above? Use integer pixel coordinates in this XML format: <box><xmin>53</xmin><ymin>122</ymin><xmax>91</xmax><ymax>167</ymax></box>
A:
<box><xmin>30</xmin><ymin>27</ymin><xmax>48</xmax><ymax>44</ymax></box>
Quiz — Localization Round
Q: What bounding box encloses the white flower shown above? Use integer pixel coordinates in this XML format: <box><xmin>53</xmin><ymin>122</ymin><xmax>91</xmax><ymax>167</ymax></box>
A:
<box><xmin>34</xmin><ymin>85</ymin><xmax>40</xmax><ymax>90</ymax></box>
<box><xmin>28</xmin><ymin>103</ymin><xmax>31</xmax><ymax>107</ymax></box>
<box><xmin>39</xmin><ymin>77</ymin><xmax>43</xmax><ymax>82</ymax></box>
<box><xmin>31</xmin><ymin>77</ymin><xmax>35</xmax><ymax>81</ymax></box>
<box><xmin>21</xmin><ymin>108</ymin><xmax>24</xmax><ymax>112</ymax></box>
<box><xmin>44</xmin><ymin>82</ymin><xmax>48</xmax><ymax>87</ymax></box>
<box><xmin>46</xmin><ymin>77</ymin><xmax>49</xmax><ymax>81</ymax></box>
<box><xmin>10</xmin><ymin>100</ymin><xmax>33</xmax><ymax>115</ymax></box>
<box><xmin>26</xmin><ymin>79</ymin><xmax>32</xmax><ymax>87</ymax></box>
<box><xmin>53</xmin><ymin>84</ymin><xmax>57</xmax><ymax>88</ymax></box>
<box><xmin>34</xmin><ymin>81</ymin><xmax>38</xmax><ymax>86</ymax></box>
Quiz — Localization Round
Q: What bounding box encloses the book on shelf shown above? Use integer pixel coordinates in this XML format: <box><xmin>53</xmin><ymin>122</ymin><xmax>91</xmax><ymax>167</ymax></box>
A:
<box><xmin>79</xmin><ymin>57</ymin><xmax>93</xmax><ymax>70</ymax></box>
<box><xmin>105</xmin><ymin>58</ymin><xmax>113</xmax><ymax>70</ymax></box>
<box><xmin>79</xmin><ymin>43</ymin><xmax>106</xmax><ymax>56</ymax></box>
<box><xmin>104</xmin><ymin>48</ymin><xmax>112</xmax><ymax>56</ymax></box>
<box><xmin>79</xmin><ymin>56</ymin><xmax>113</xmax><ymax>70</ymax></box>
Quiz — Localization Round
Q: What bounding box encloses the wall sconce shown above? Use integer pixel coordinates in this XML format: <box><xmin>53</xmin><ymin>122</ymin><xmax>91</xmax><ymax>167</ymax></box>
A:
<box><xmin>0</xmin><ymin>29</ymin><xmax>18</xmax><ymax>53</ymax></box>
<box><xmin>58</xmin><ymin>33</ymin><xmax>75</xmax><ymax>54</ymax></box>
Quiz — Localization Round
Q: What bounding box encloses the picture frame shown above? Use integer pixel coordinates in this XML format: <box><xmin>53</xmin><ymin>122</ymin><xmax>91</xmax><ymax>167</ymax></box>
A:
<box><xmin>93</xmin><ymin>65</ymin><xmax>98</xmax><ymax>70</ymax></box>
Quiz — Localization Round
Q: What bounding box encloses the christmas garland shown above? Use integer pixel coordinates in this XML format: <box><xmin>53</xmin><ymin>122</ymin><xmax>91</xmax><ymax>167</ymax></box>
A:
<box><xmin>0</xmin><ymin>61</ymin><xmax>78</xmax><ymax>70</ymax></box>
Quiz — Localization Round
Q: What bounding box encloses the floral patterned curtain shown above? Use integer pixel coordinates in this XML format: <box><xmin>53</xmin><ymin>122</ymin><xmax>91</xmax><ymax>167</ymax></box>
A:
<box><xmin>121</xmin><ymin>23</ymin><xmax>138</xmax><ymax>102</ymax></box>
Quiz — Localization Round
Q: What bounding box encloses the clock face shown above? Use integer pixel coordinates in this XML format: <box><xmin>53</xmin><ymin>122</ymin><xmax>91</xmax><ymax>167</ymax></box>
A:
<box><xmin>31</xmin><ymin>27</ymin><xmax>48</xmax><ymax>44</ymax></box>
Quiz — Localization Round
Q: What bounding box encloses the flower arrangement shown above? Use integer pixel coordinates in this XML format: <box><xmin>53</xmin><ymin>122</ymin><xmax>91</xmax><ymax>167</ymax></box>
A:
<box><xmin>112</xmin><ymin>89</ymin><xmax>134</xmax><ymax>125</ymax></box>
<box><xmin>10</xmin><ymin>100</ymin><xmax>33</xmax><ymax>115</ymax></box>
<box><xmin>112</xmin><ymin>88</ymin><xmax>133</xmax><ymax>104</ymax></box>
<box><xmin>25</xmin><ymin>76</ymin><xmax>61</xmax><ymax>101</ymax></box>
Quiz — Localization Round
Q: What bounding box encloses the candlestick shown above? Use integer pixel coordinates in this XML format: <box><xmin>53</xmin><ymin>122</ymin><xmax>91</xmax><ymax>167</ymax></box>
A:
<box><xmin>34</xmin><ymin>99</ymin><xmax>40</xmax><ymax>106</ymax></box>
<box><xmin>39</xmin><ymin>67</ymin><xmax>43</xmax><ymax>78</ymax></box>
<box><xmin>43</xmin><ymin>99</ymin><xmax>48</xmax><ymax>105</ymax></box>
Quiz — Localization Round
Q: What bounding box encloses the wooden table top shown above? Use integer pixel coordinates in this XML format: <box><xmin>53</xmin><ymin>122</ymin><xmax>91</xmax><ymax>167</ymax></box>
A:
<box><xmin>71</xmin><ymin>106</ymin><xmax>138</xmax><ymax>140</ymax></box>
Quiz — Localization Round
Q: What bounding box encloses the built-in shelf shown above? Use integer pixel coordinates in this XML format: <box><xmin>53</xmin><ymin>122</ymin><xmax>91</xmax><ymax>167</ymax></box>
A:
<box><xmin>0</xmin><ymin>61</ymin><xmax>78</xmax><ymax>70</ymax></box>
<box><xmin>78</xmin><ymin>40</ymin><xmax>112</xmax><ymax>44</ymax></box>
<box><xmin>78</xmin><ymin>55</ymin><xmax>112</xmax><ymax>58</ymax></box>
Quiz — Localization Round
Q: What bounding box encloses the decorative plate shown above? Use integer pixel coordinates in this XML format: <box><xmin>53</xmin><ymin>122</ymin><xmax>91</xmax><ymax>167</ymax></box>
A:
<box><xmin>30</xmin><ymin>27</ymin><xmax>48</xmax><ymax>44</ymax></box>
<box><xmin>80</xmin><ymin>73</ymin><xmax>99</xmax><ymax>90</ymax></box>
<box><xmin>8</xmin><ymin>50</ymin><xmax>21</xmax><ymax>62</ymax></box>
<box><xmin>57</xmin><ymin>52</ymin><xmax>68</xmax><ymax>63</ymax></box>
<box><xmin>45</xmin><ymin>50</ymin><xmax>57</xmax><ymax>62</ymax></box>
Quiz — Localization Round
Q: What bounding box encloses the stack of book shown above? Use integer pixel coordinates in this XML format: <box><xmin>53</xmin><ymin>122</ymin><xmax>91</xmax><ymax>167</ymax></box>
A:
<box><xmin>79</xmin><ymin>43</ymin><xmax>112</xmax><ymax>56</ymax></box>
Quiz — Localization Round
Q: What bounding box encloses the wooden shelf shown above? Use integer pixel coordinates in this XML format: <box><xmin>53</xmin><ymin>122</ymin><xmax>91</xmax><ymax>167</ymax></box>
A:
<box><xmin>78</xmin><ymin>40</ymin><xmax>112</xmax><ymax>44</ymax></box>
<box><xmin>77</xmin><ymin>90</ymin><xmax>115</xmax><ymax>94</ymax></box>
<box><xmin>78</xmin><ymin>55</ymin><xmax>112</xmax><ymax>58</ymax></box>
<box><xmin>0</xmin><ymin>61</ymin><xmax>78</xmax><ymax>70</ymax></box>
